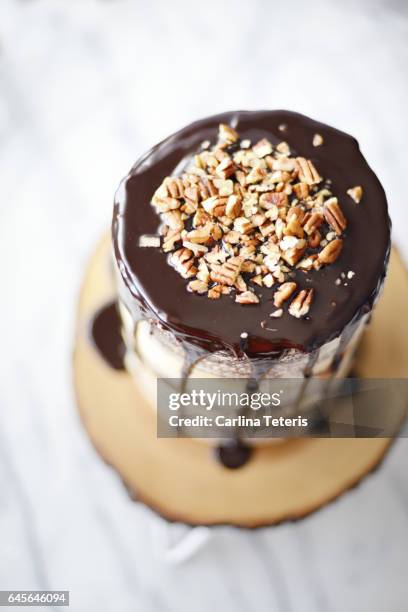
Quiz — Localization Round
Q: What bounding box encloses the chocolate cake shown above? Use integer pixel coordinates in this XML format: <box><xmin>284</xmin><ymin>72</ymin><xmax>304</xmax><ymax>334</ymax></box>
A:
<box><xmin>112</xmin><ymin>111</ymin><xmax>390</xmax><ymax>392</ymax></box>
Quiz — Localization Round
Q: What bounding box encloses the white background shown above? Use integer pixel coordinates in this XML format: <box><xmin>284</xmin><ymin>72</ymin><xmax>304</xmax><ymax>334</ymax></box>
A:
<box><xmin>1</xmin><ymin>1</ymin><xmax>408</xmax><ymax>610</ymax></box>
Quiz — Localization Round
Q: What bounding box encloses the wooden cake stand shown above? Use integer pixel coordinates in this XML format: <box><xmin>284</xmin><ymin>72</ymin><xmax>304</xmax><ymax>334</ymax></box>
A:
<box><xmin>73</xmin><ymin>236</ymin><xmax>408</xmax><ymax>527</ymax></box>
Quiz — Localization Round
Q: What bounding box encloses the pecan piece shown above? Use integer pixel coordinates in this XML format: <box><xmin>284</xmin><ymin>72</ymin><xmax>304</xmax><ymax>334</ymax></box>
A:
<box><xmin>289</xmin><ymin>289</ymin><xmax>314</xmax><ymax>318</ymax></box>
<box><xmin>162</xmin><ymin>209</ymin><xmax>184</xmax><ymax>230</ymax></box>
<box><xmin>218</xmin><ymin>123</ymin><xmax>239</xmax><ymax>144</ymax></box>
<box><xmin>184</xmin><ymin>185</ymin><xmax>199</xmax><ymax>203</ymax></box>
<box><xmin>197</xmin><ymin>259</ymin><xmax>210</xmax><ymax>283</ymax></box>
<box><xmin>347</xmin><ymin>185</ymin><xmax>363</xmax><ymax>204</ymax></box>
<box><xmin>208</xmin><ymin>284</ymin><xmax>223</xmax><ymax>299</ymax></box>
<box><xmin>318</xmin><ymin>238</ymin><xmax>343</xmax><ymax>264</ymax></box>
<box><xmin>281</xmin><ymin>240</ymin><xmax>307</xmax><ymax>266</ymax></box>
<box><xmin>296</xmin><ymin>157</ymin><xmax>322</xmax><ymax>185</ymax></box>
<box><xmin>153</xmin><ymin>196</ymin><xmax>180</xmax><ymax>213</ymax></box>
<box><xmin>235</xmin><ymin>274</ymin><xmax>248</xmax><ymax>292</ymax></box>
<box><xmin>251</xmin><ymin>274</ymin><xmax>263</xmax><ymax>286</ymax></box>
<box><xmin>293</xmin><ymin>183</ymin><xmax>310</xmax><ymax>200</ymax></box>
<box><xmin>313</xmin><ymin>134</ymin><xmax>324</xmax><ymax>147</ymax></box>
<box><xmin>235</xmin><ymin>290</ymin><xmax>259</xmax><ymax>305</ymax></box>
<box><xmin>246</xmin><ymin>166</ymin><xmax>267</xmax><ymax>185</ymax></box>
<box><xmin>303</xmin><ymin>212</ymin><xmax>324</xmax><ymax>235</ymax></box>
<box><xmin>138</xmin><ymin>235</ymin><xmax>161</xmax><ymax>248</ymax></box>
<box><xmin>226</xmin><ymin>194</ymin><xmax>242</xmax><ymax>218</ymax></box>
<box><xmin>182</xmin><ymin>240</ymin><xmax>208</xmax><ymax>256</ymax></box>
<box><xmin>224</xmin><ymin>230</ymin><xmax>241</xmax><ymax>244</ymax></box>
<box><xmin>270</xmin><ymin>157</ymin><xmax>297</xmax><ymax>172</ymax></box>
<box><xmin>234</xmin><ymin>217</ymin><xmax>253</xmax><ymax>234</ymax></box>
<box><xmin>215</xmin><ymin>157</ymin><xmax>235</xmax><ymax>179</ymax></box>
<box><xmin>263</xmin><ymin>273</ymin><xmax>274</xmax><ymax>288</ymax></box>
<box><xmin>169</xmin><ymin>248</ymin><xmax>197</xmax><ymax>278</ymax></box>
<box><xmin>308</xmin><ymin>230</ymin><xmax>321</xmax><ymax>248</ymax></box>
<box><xmin>162</xmin><ymin>229</ymin><xmax>181</xmax><ymax>252</ymax></box>
<box><xmin>273</xmin><ymin>282</ymin><xmax>297</xmax><ymax>307</ymax></box>
<box><xmin>253</xmin><ymin>138</ymin><xmax>273</xmax><ymax>158</ymax></box>
<box><xmin>259</xmin><ymin>191</ymin><xmax>288</xmax><ymax>209</ymax></box>
<box><xmin>323</xmin><ymin>197</ymin><xmax>347</xmax><ymax>235</ymax></box>
<box><xmin>202</xmin><ymin>195</ymin><xmax>221</xmax><ymax>215</ymax></box>
<box><xmin>165</xmin><ymin>177</ymin><xmax>185</xmax><ymax>199</ymax></box>
<box><xmin>193</xmin><ymin>208</ymin><xmax>211</xmax><ymax>228</ymax></box>
<box><xmin>185</xmin><ymin>224</ymin><xmax>212</xmax><ymax>244</ymax></box>
<box><xmin>187</xmin><ymin>280</ymin><xmax>208</xmax><ymax>294</ymax></box>
<box><xmin>210</xmin><ymin>256</ymin><xmax>243</xmax><ymax>286</ymax></box>
<box><xmin>213</xmin><ymin>178</ymin><xmax>234</xmax><ymax>196</ymax></box>
<box><xmin>283</xmin><ymin>215</ymin><xmax>304</xmax><ymax>238</ymax></box>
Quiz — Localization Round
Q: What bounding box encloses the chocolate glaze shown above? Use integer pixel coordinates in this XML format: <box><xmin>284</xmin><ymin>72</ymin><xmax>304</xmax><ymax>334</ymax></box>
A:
<box><xmin>112</xmin><ymin>110</ymin><xmax>391</xmax><ymax>359</ymax></box>
<box><xmin>90</xmin><ymin>301</ymin><xmax>126</xmax><ymax>370</ymax></box>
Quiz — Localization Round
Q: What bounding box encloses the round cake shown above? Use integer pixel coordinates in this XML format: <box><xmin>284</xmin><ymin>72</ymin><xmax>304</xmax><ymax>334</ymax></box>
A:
<box><xmin>113</xmin><ymin>111</ymin><xmax>390</xmax><ymax>386</ymax></box>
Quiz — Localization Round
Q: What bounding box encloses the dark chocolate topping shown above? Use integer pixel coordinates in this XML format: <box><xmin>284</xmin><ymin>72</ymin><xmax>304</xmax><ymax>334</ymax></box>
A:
<box><xmin>90</xmin><ymin>301</ymin><xmax>126</xmax><ymax>370</ymax></box>
<box><xmin>113</xmin><ymin>110</ymin><xmax>390</xmax><ymax>357</ymax></box>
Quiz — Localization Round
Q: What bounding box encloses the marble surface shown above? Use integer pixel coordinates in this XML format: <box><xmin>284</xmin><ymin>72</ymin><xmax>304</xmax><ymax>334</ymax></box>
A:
<box><xmin>1</xmin><ymin>0</ymin><xmax>408</xmax><ymax>610</ymax></box>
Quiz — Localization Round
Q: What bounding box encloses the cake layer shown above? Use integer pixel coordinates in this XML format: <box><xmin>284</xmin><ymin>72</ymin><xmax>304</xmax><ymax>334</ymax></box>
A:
<box><xmin>119</xmin><ymin>299</ymin><xmax>367</xmax><ymax>381</ymax></box>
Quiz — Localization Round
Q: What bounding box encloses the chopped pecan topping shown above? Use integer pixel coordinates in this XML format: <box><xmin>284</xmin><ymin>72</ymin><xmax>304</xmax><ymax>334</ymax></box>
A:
<box><xmin>149</xmin><ymin>123</ymin><xmax>351</xmax><ymax>313</ymax></box>
<box><xmin>289</xmin><ymin>289</ymin><xmax>314</xmax><ymax>318</ymax></box>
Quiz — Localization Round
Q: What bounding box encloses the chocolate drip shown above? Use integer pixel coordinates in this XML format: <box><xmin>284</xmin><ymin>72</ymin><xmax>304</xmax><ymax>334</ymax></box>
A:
<box><xmin>215</xmin><ymin>440</ymin><xmax>253</xmax><ymax>469</ymax></box>
<box><xmin>294</xmin><ymin>349</ymin><xmax>321</xmax><ymax>411</ymax></box>
<box><xmin>90</xmin><ymin>301</ymin><xmax>126</xmax><ymax>370</ymax></box>
<box><xmin>180</xmin><ymin>342</ymin><xmax>209</xmax><ymax>387</ymax></box>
